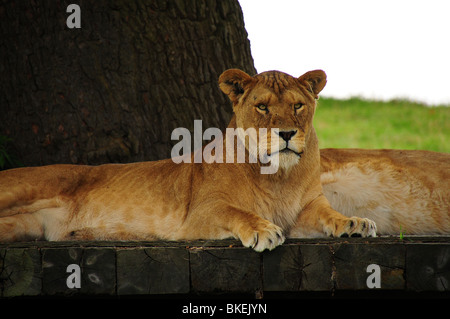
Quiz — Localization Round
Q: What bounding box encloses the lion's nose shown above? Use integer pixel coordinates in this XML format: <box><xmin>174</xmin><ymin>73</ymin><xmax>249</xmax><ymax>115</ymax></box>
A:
<box><xmin>277</xmin><ymin>130</ymin><xmax>297</xmax><ymax>142</ymax></box>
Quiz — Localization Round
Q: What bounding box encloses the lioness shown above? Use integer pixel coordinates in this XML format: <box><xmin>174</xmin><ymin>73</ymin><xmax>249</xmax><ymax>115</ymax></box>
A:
<box><xmin>0</xmin><ymin>69</ymin><xmax>377</xmax><ymax>250</ymax></box>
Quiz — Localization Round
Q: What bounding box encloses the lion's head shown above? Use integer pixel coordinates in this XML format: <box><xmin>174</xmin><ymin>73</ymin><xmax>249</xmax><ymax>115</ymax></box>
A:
<box><xmin>219</xmin><ymin>69</ymin><xmax>327</xmax><ymax>171</ymax></box>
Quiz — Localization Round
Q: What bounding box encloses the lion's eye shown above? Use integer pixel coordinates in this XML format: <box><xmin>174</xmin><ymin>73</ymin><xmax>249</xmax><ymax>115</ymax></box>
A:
<box><xmin>256</xmin><ymin>104</ymin><xmax>268</xmax><ymax>112</ymax></box>
<box><xmin>294</xmin><ymin>103</ymin><xmax>304</xmax><ymax>111</ymax></box>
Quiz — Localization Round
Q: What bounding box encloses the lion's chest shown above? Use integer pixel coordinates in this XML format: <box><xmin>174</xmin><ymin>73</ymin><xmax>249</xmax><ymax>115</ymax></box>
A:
<box><xmin>254</xmin><ymin>190</ymin><xmax>301</xmax><ymax>229</ymax></box>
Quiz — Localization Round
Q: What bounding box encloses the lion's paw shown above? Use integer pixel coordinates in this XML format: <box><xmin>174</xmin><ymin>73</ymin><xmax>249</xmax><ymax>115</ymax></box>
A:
<box><xmin>239</xmin><ymin>220</ymin><xmax>285</xmax><ymax>252</ymax></box>
<box><xmin>326</xmin><ymin>217</ymin><xmax>377</xmax><ymax>238</ymax></box>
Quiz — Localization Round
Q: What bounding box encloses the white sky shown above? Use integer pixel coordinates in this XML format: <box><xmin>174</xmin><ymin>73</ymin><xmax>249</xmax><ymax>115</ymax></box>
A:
<box><xmin>238</xmin><ymin>0</ymin><xmax>450</xmax><ymax>106</ymax></box>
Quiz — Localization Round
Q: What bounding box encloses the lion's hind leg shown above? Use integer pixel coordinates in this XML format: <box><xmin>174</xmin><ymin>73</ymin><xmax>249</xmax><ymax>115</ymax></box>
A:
<box><xmin>0</xmin><ymin>192</ymin><xmax>70</xmax><ymax>242</ymax></box>
<box><xmin>0</xmin><ymin>184</ymin><xmax>70</xmax><ymax>242</ymax></box>
<box><xmin>0</xmin><ymin>165</ymin><xmax>86</xmax><ymax>242</ymax></box>
<box><xmin>0</xmin><ymin>184</ymin><xmax>36</xmax><ymax>217</ymax></box>
<box><xmin>0</xmin><ymin>205</ymin><xmax>69</xmax><ymax>242</ymax></box>
<box><xmin>0</xmin><ymin>213</ymin><xmax>45</xmax><ymax>242</ymax></box>
<box><xmin>0</xmin><ymin>184</ymin><xmax>48</xmax><ymax>241</ymax></box>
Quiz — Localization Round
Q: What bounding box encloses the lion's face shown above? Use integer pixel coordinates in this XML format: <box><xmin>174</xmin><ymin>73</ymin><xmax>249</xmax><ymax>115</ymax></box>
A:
<box><xmin>219</xmin><ymin>69</ymin><xmax>327</xmax><ymax>170</ymax></box>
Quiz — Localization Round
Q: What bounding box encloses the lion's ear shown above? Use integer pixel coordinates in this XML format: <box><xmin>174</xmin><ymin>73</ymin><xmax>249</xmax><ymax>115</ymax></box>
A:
<box><xmin>298</xmin><ymin>70</ymin><xmax>327</xmax><ymax>99</ymax></box>
<box><xmin>219</xmin><ymin>69</ymin><xmax>254</xmax><ymax>104</ymax></box>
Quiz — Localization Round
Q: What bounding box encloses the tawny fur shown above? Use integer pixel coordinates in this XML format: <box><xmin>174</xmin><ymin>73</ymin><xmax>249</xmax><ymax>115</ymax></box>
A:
<box><xmin>318</xmin><ymin>148</ymin><xmax>449</xmax><ymax>236</ymax></box>
<box><xmin>0</xmin><ymin>69</ymin><xmax>447</xmax><ymax>250</ymax></box>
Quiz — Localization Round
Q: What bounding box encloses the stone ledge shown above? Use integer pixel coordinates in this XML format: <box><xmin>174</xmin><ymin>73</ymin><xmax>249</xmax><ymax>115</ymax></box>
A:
<box><xmin>1</xmin><ymin>237</ymin><xmax>449</xmax><ymax>298</ymax></box>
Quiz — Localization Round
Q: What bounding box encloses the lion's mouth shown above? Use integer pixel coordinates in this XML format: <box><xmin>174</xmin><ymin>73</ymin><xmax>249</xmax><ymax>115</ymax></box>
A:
<box><xmin>271</xmin><ymin>148</ymin><xmax>303</xmax><ymax>157</ymax></box>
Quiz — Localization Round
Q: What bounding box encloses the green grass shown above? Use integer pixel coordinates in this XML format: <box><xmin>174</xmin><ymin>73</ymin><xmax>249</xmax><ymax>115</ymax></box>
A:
<box><xmin>314</xmin><ymin>97</ymin><xmax>450</xmax><ymax>153</ymax></box>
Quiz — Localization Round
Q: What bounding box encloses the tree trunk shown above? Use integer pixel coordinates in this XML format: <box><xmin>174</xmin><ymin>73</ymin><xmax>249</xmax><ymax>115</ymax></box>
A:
<box><xmin>0</xmin><ymin>0</ymin><xmax>256</xmax><ymax>166</ymax></box>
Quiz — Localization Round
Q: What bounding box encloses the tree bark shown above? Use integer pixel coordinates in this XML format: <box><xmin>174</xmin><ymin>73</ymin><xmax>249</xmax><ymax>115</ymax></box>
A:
<box><xmin>0</xmin><ymin>0</ymin><xmax>256</xmax><ymax>166</ymax></box>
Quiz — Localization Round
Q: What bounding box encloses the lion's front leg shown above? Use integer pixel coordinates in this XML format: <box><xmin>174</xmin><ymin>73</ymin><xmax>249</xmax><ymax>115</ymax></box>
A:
<box><xmin>221</xmin><ymin>207</ymin><xmax>285</xmax><ymax>251</ymax></box>
<box><xmin>234</xmin><ymin>213</ymin><xmax>285</xmax><ymax>252</ymax></box>
<box><xmin>188</xmin><ymin>205</ymin><xmax>285</xmax><ymax>252</ymax></box>
<box><xmin>289</xmin><ymin>194</ymin><xmax>377</xmax><ymax>238</ymax></box>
